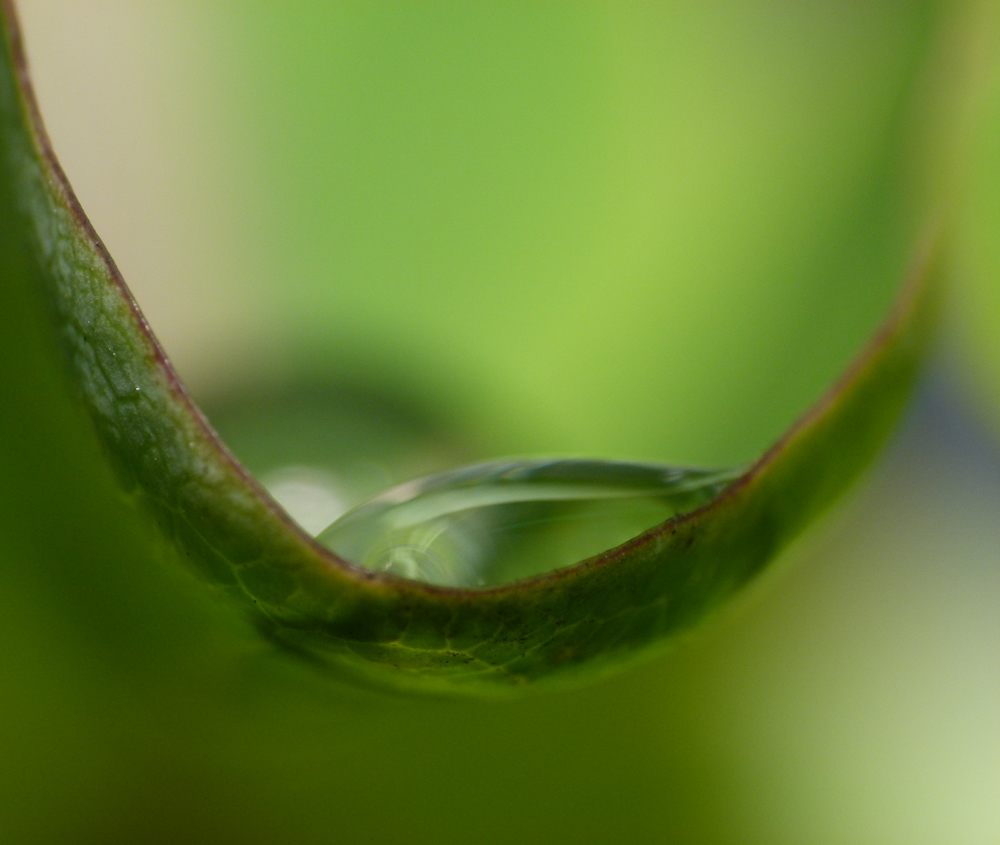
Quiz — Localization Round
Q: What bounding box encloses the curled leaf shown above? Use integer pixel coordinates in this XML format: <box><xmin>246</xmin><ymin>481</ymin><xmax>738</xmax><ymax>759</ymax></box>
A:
<box><xmin>0</xmin><ymin>2</ymin><xmax>940</xmax><ymax>694</ymax></box>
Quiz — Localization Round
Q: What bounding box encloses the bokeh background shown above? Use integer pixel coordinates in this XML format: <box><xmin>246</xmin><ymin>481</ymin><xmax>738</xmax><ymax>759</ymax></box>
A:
<box><xmin>2</xmin><ymin>1</ymin><xmax>998</xmax><ymax>841</ymax></box>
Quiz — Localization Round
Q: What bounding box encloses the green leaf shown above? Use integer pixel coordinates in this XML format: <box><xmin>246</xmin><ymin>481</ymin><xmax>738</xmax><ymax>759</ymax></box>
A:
<box><xmin>0</xmin><ymin>2</ymin><xmax>941</xmax><ymax>695</ymax></box>
<box><xmin>955</xmin><ymin>45</ymin><xmax>1000</xmax><ymax>434</ymax></box>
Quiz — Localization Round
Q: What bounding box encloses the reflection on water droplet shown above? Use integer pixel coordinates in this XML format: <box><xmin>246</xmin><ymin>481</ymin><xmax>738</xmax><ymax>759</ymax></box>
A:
<box><xmin>317</xmin><ymin>459</ymin><xmax>742</xmax><ymax>588</ymax></box>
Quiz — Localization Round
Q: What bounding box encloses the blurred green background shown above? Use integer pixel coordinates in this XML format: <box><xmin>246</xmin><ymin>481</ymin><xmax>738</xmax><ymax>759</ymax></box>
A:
<box><xmin>2</xmin><ymin>0</ymin><xmax>998</xmax><ymax>841</ymax></box>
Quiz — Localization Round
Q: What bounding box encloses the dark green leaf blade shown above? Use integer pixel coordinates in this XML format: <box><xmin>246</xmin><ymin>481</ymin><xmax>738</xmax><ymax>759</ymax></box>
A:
<box><xmin>0</xmin><ymin>1</ymin><xmax>941</xmax><ymax>695</ymax></box>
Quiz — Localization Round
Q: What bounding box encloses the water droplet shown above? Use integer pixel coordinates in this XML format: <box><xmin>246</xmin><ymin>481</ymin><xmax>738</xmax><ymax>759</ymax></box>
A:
<box><xmin>316</xmin><ymin>459</ymin><xmax>742</xmax><ymax>588</ymax></box>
